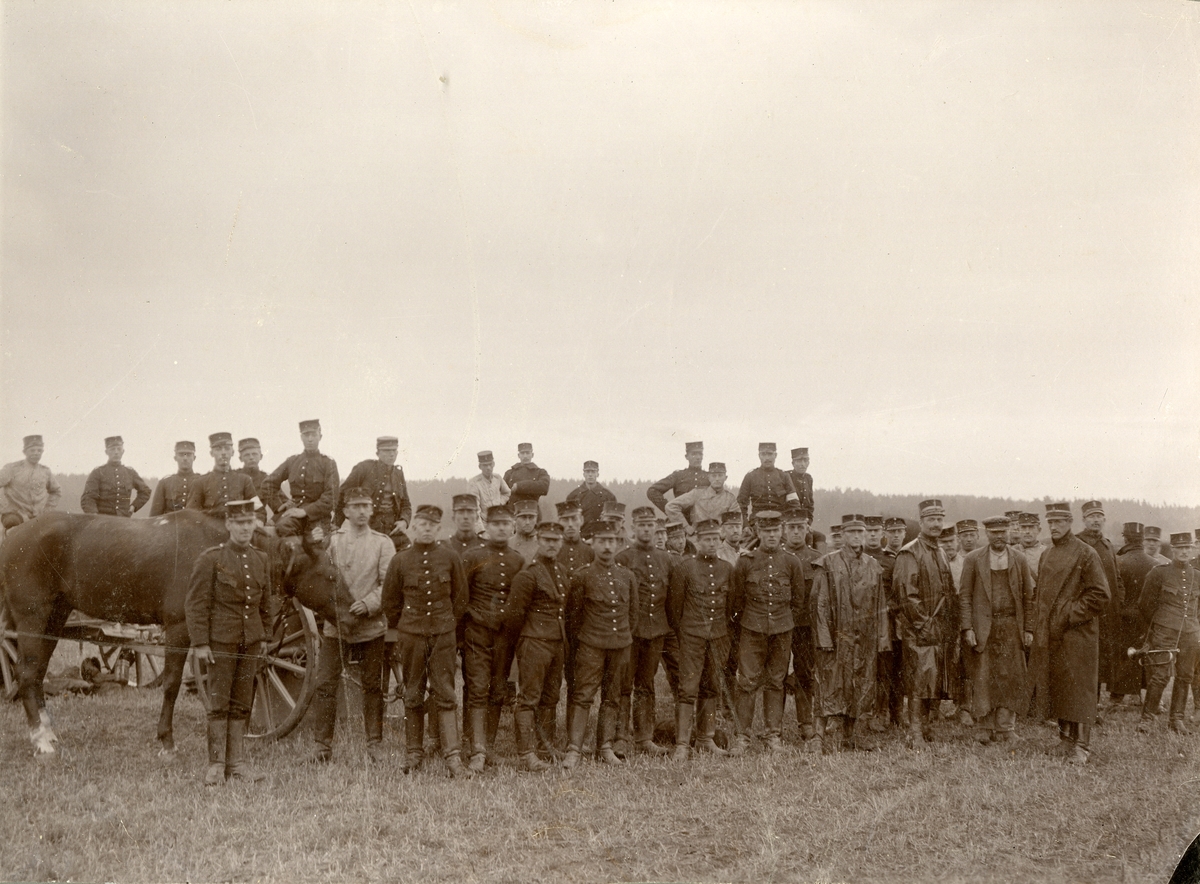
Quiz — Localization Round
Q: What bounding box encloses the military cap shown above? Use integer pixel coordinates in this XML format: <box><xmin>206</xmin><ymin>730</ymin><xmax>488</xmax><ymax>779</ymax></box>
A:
<box><xmin>1144</xmin><ymin>526</ymin><xmax>1162</xmax><ymax>540</ymax></box>
<box><xmin>1170</xmin><ymin>532</ymin><xmax>1194</xmax><ymax>547</ymax></box>
<box><xmin>601</xmin><ymin>501</ymin><xmax>626</xmax><ymax>518</ymax></box>
<box><xmin>1081</xmin><ymin>500</ymin><xmax>1104</xmax><ymax>516</ymax></box>
<box><xmin>708</xmin><ymin>462</ymin><xmax>727</xmax><ymax>473</ymax></box>
<box><xmin>1122</xmin><ymin>521</ymin><xmax>1145</xmax><ymax>537</ymax></box>
<box><xmin>790</xmin><ymin>447</ymin><xmax>809</xmax><ymax>458</ymax></box>
<box><xmin>477</xmin><ymin>450</ymin><xmax>495</xmax><ymax>464</ymax></box>
<box><xmin>918</xmin><ymin>499</ymin><xmax>945</xmax><ymax>517</ymax></box>
<box><xmin>342</xmin><ymin>486</ymin><xmax>373</xmax><ymax>505</ymax></box>
<box><xmin>376</xmin><ymin>436</ymin><xmax>399</xmax><ymax>448</ymax></box>
<box><xmin>939</xmin><ymin>525</ymin><xmax>958</xmax><ymax>538</ymax></box>
<box><xmin>863</xmin><ymin>515</ymin><xmax>884</xmax><ymax>528</ymax></box>
<box><xmin>783</xmin><ymin>506</ymin><xmax>810</xmax><ymax>524</ymax></box>
<box><xmin>209</xmin><ymin>432</ymin><xmax>234</xmax><ymax>447</ymax></box>
<box><xmin>518</xmin><ymin>442</ymin><xmax>533</xmax><ymax>453</ymax></box>
<box><xmin>224</xmin><ymin>500</ymin><xmax>256</xmax><ymax>520</ymax></box>
<box><xmin>1004</xmin><ymin>510</ymin><xmax>1023</xmax><ymax>522</ymax></box>
<box><xmin>104</xmin><ymin>436</ymin><xmax>123</xmax><ymax>448</ymax></box>
<box><xmin>174</xmin><ymin>440</ymin><xmax>196</xmax><ymax>454</ymax></box>
<box><xmin>955</xmin><ymin>519</ymin><xmax>980</xmax><ymax>533</ymax></box>
<box><xmin>631</xmin><ymin>506</ymin><xmax>657</xmax><ymax>524</ymax></box>
<box><xmin>655</xmin><ymin>518</ymin><xmax>666</xmax><ymax>528</ymax></box>
<box><xmin>299</xmin><ymin>419</ymin><xmax>321</xmax><ymax>432</ymax></box>
<box><xmin>414</xmin><ymin>504</ymin><xmax>444</xmax><ymax>523</ymax></box>
<box><xmin>982</xmin><ymin>516</ymin><xmax>1010</xmax><ymax>530</ymax></box>
<box><xmin>694</xmin><ymin>518</ymin><xmax>721</xmax><ymax>536</ymax></box>
<box><xmin>1045</xmin><ymin>502</ymin><xmax>1072</xmax><ymax>519</ymax></box>
<box><xmin>588</xmin><ymin>519</ymin><xmax>622</xmax><ymax>539</ymax></box>
<box><xmin>555</xmin><ymin>500</ymin><xmax>582</xmax><ymax>517</ymax></box>
<box><xmin>884</xmin><ymin>516</ymin><xmax>907</xmax><ymax>529</ymax></box>
<box><xmin>685</xmin><ymin>441</ymin><xmax>703</xmax><ymax>453</ymax></box>
<box><xmin>536</xmin><ymin>520</ymin><xmax>565</xmax><ymax>537</ymax></box>
<box><xmin>841</xmin><ymin>513</ymin><xmax>866</xmax><ymax>528</ymax></box>
<box><xmin>721</xmin><ymin>510</ymin><xmax>743</xmax><ymax>524</ymax></box>
<box><xmin>22</xmin><ymin>435</ymin><xmax>43</xmax><ymax>450</ymax></box>
<box><xmin>512</xmin><ymin>499</ymin><xmax>539</xmax><ymax>516</ymax></box>
<box><xmin>755</xmin><ymin>510</ymin><xmax>783</xmax><ymax>527</ymax></box>
<box><xmin>452</xmin><ymin>493</ymin><xmax>479</xmax><ymax>511</ymax></box>
<box><xmin>486</xmin><ymin>505</ymin><xmax>514</xmax><ymax>523</ymax></box>
<box><xmin>238</xmin><ymin>437</ymin><xmax>261</xmax><ymax>452</ymax></box>
<box><xmin>829</xmin><ymin>525</ymin><xmax>843</xmax><ymax>536</ymax></box>
<box><xmin>583</xmin><ymin>460</ymin><xmax>599</xmax><ymax>470</ymax></box>
<box><xmin>1018</xmin><ymin>513</ymin><xmax>1040</xmax><ymax>526</ymax></box>
<box><xmin>758</xmin><ymin>442</ymin><xmax>777</xmax><ymax>453</ymax></box>
<box><xmin>666</xmin><ymin>519</ymin><xmax>688</xmax><ymax>534</ymax></box>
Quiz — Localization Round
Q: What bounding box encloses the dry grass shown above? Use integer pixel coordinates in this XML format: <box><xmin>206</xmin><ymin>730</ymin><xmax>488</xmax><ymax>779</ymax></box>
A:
<box><xmin>2</xmin><ymin>655</ymin><xmax>1198</xmax><ymax>884</ymax></box>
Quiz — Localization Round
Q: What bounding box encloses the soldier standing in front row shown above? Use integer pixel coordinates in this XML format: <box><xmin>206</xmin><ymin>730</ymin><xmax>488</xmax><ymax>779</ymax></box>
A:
<box><xmin>149</xmin><ymin>441</ymin><xmax>197</xmax><ymax>516</ymax></box>
<box><xmin>1136</xmin><ymin>532</ymin><xmax>1198</xmax><ymax>734</ymax></box>
<box><xmin>0</xmin><ymin>435</ymin><xmax>61</xmax><ymax>532</ymax></box>
<box><xmin>185</xmin><ymin>500</ymin><xmax>270</xmax><ymax>786</ymax></box>
<box><xmin>337</xmin><ymin>435</ymin><xmax>412</xmax><ymax>551</ymax></box>
<box><xmin>81</xmin><ymin>436</ymin><xmax>151</xmax><ymax>517</ymax></box>
<box><xmin>262</xmin><ymin>419</ymin><xmax>339</xmax><ymax>539</ymax></box>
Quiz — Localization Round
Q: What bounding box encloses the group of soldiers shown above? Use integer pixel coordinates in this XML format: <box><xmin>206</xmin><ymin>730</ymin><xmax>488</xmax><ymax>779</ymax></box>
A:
<box><xmin>2</xmin><ymin>428</ymin><xmax>1198</xmax><ymax>780</ymax></box>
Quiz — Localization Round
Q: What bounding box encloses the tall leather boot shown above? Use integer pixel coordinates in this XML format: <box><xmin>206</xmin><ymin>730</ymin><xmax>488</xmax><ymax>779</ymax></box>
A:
<box><xmin>204</xmin><ymin>718</ymin><xmax>227</xmax><ymax>786</ymax></box>
<box><xmin>907</xmin><ymin>700</ymin><xmax>926</xmax><ymax>748</ymax></box>
<box><xmin>673</xmin><ymin>703</ymin><xmax>695</xmax><ymax>761</ymax></box>
<box><xmin>537</xmin><ymin>706</ymin><xmax>559</xmax><ymax>759</ymax></box>
<box><xmin>438</xmin><ymin>709</ymin><xmax>469</xmax><ymax>778</ymax></box>
<box><xmin>1069</xmin><ymin>722</ymin><xmax>1091</xmax><ymax>764</ymax></box>
<box><xmin>635</xmin><ymin>694</ymin><xmax>668</xmax><ymax>755</ymax></box>
<box><xmin>728</xmin><ymin>690</ymin><xmax>755</xmax><ymax>756</ymax></box>
<box><xmin>1169</xmin><ymin>683</ymin><xmax>1191</xmax><ymax>734</ymax></box>
<box><xmin>822</xmin><ymin>715</ymin><xmax>842</xmax><ymax>755</ymax></box>
<box><xmin>486</xmin><ymin>703</ymin><xmax>503</xmax><ymax>765</ymax></box>
<box><xmin>795</xmin><ymin>683</ymin><xmax>814</xmax><ymax>740</ymax></box>
<box><xmin>694</xmin><ymin>699</ymin><xmax>727</xmax><ymax>755</ymax></box>
<box><xmin>596</xmin><ymin>705</ymin><xmax>622</xmax><ymax>764</ymax></box>
<box><xmin>562</xmin><ymin>705</ymin><xmax>588</xmax><ymax>770</ymax></box>
<box><xmin>307</xmin><ymin>684</ymin><xmax>338</xmax><ymax>763</ymax></box>
<box><xmin>364</xmin><ymin>690</ymin><xmax>386</xmax><ymax>763</ymax></box>
<box><xmin>225</xmin><ymin>719</ymin><xmax>265</xmax><ymax>782</ymax></box>
<box><xmin>516</xmin><ymin>709</ymin><xmax>549</xmax><ymax>771</ymax></box>
<box><xmin>403</xmin><ymin>710</ymin><xmax>425</xmax><ymax>774</ymax></box>
<box><xmin>763</xmin><ymin>689</ymin><xmax>785</xmax><ymax>753</ymax></box>
<box><xmin>614</xmin><ymin>695</ymin><xmax>632</xmax><ymax>759</ymax></box>
<box><xmin>467</xmin><ymin>707</ymin><xmax>488</xmax><ymax>773</ymax></box>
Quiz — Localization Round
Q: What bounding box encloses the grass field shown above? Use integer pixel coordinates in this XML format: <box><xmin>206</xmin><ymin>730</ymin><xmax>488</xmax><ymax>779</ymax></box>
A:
<box><xmin>2</xmin><ymin>653</ymin><xmax>1198</xmax><ymax>884</ymax></box>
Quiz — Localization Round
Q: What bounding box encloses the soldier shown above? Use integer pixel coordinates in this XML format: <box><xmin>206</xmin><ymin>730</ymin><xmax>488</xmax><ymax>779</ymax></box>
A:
<box><xmin>829</xmin><ymin>525</ymin><xmax>843</xmax><ymax>552</ymax></box>
<box><xmin>665</xmin><ymin>462</ymin><xmax>739</xmax><ymax>529</ymax></box>
<box><xmin>1018</xmin><ymin>513</ymin><xmax>1045</xmax><ymax>578</ymax></box>
<box><xmin>737</xmin><ymin>442</ymin><xmax>800</xmax><ymax>519</ymax></box>
<box><xmin>893</xmin><ymin>499</ymin><xmax>957</xmax><ymax>747</ymax></box>
<box><xmin>787</xmin><ymin>447</ymin><xmax>815</xmax><ymax>515</ymax></box>
<box><xmin>811</xmin><ymin>514</ymin><xmax>887</xmax><ymax>753</ymax></box>
<box><xmin>884</xmin><ymin>517</ymin><xmax>908</xmax><ymax>554</ymax></box>
<box><xmin>729</xmin><ymin>510</ymin><xmax>807</xmax><ymax>754</ymax></box>
<box><xmin>337</xmin><ymin>436</ymin><xmax>413</xmax><ymax>551</ymax></box>
<box><xmin>467</xmin><ymin>451</ymin><xmax>510</xmax><ymax>531</ymax></box>
<box><xmin>717</xmin><ymin>511</ymin><xmax>744</xmax><ymax>566</ymax></box>
<box><xmin>956</xmin><ymin>519</ymin><xmax>982</xmax><ymax>556</ymax></box>
<box><xmin>940</xmin><ymin>525</ymin><xmax>963</xmax><ymax>590</ymax></box>
<box><xmin>461</xmin><ymin>505</ymin><xmax>525</xmax><ymax>773</ymax></box>
<box><xmin>562</xmin><ymin>519</ymin><xmax>639</xmax><ymax>769</ymax></box>
<box><xmin>615</xmin><ymin>506</ymin><xmax>675</xmax><ymax>756</ymax></box>
<box><xmin>654</xmin><ymin>518</ymin><xmax>668</xmax><ymax>551</ymax></box>
<box><xmin>503</xmin><ymin>443</ymin><xmax>550</xmax><ymax>519</ymax></box>
<box><xmin>236</xmin><ymin>438</ymin><xmax>269</xmax><ymax>498</ymax></box>
<box><xmin>306</xmin><ymin>487</ymin><xmax>394</xmax><ymax>764</ymax></box>
<box><xmin>1004</xmin><ymin>511</ymin><xmax>1023</xmax><ymax>546</ymax></box>
<box><xmin>863</xmin><ymin>516</ymin><xmax>886</xmax><ymax>559</ymax></box>
<box><xmin>0</xmin><ymin>435</ymin><xmax>61</xmax><ymax>532</ymax></box>
<box><xmin>556</xmin><ymin>500</ymin><xmax>595</xmax><ymax>575</ymax></box>
<box><xmin>667</xmin><ymin>519</ymin><xmax>735</xmax><ymax>760</ymax></box>
<box><xmin>960</xmin><ymin>517</ymin><xmax>1035</xmax><ymax>744</ymax></box>
<box><xmin>873</xmin><ymin>516</ymin><xmax>906</xmax><ymax>730</ymax></box>
<box><xmin>444</xmin><ymin>494</ymin><xmax>485</xmax><ymax>559</ymax></box>
<box><xmin>382</xmin><ymin>504</ymin><xmax>469</xmax><ymax>776</ymax></box>
<box><xmin>600</xmin><ymin>500</ymin><xmax>629</xmax><ymax>551</ymax></box>
<box><xmin>1114</xmin><ymin>521</ymin><xmax>1155</xmax><ymax>706</ymax></box>
<box><xmin>1135</xmin><ymin>532</ymin><xmax>1199</xmax><ymax>734</ymax></box>
<box><xmin>185</xmin><ymin>500</ymin><xmax>271</xmax><ymax>786</ymax></box>
<box><xmin>647</xmin><ymin>441</ymin><xmax>707</xmax><ymax>520</ymax></box>
<box><xmin>664</xmin><ymin>519</ymin><xmax>694</xmax><ymax>558</ymax></box>
<box><xmin>783</xmin><ymin>506</ymin><xmax>819</xmax><ymax>742</ymax></box>
<box><xmin>1029</xmin><ymin>502</ymin><xmax>1110</xmax><ymax>763</ymax></box>
<box><xmin>1144</xmin><ymin>526</ymin><xmax>1171</xmax><ymax>566</ymax></box>
<box><xmin>1076</xmin><ymin>500</ymin><xmax>1123</xmax><ymax>715</ymax></box>
<box><xmin>565</xmin><ymin>460</ymin><xmax>616</xmax><ymax>525</ymax></box>
<box><xmin>509</xmin><ymin>499</ymin><xmax>541</xmax><ymax>562</ymax></box>
<box><xmin>187</xmin><ymin>433</ymin><xmax>258</xmax><ymax>517</ymax></box>
<box><xmin>506</xmin><ymin>520</ymin><xmax>571</xmax><ymax>770</ymax></box>
<box><xmin>261</xmin><ymin>420</ymin><xmax>339</xmax><ymax>539</ymax></box>
<box><xmin>81</xmin><ymin>436</ymin><xmax>151</xmax><ymax>517</ymax></box>
<box><xmin>149</xmin><ymin>441</ymin><xmax>198</xmax><ymax>516</ymax></box>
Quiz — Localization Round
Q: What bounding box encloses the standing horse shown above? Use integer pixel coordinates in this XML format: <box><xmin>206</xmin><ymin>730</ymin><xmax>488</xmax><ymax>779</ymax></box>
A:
<box><xmin>0</xmin><ymin>510</ymin><xmax>340</xmax><ymax>755</ymax></box>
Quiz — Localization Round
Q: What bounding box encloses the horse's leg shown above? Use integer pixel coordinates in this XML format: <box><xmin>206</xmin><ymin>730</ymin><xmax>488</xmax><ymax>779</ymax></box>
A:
<box><xmin>18</xmin><ymin>596</ymin><xmax>69</xmax><ymax>754</ymax></box>
<box><xmin>156</xmin><ymin>621</ymin><xmax>190</xmax><ymax>753</ymax></box>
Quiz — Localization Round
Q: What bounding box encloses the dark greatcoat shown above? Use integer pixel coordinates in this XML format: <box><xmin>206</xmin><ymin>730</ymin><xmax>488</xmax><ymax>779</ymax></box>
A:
<box><xmin>893</xmin><ymin>534</ymin><xmax>957</xmax><ymax>699</ymax></box>
<box><xmin>1030</xmin><ymin>533</ymin><xmax>1110</xmax><ymax>723</ymax></box>
<box><xmin>811</xmin><ymin>547</ymin><xmax>887</xmax><ymax>718</ymax></box>
<box><xmin>1113</xmin><ymin>547</ymin><xmax>1157</xmax><ymax>694</ymax></box>
<box><xmin>1077</xmin><ymin>528</ymin><xmax>1123</xmax><ymax>686</ymax></box>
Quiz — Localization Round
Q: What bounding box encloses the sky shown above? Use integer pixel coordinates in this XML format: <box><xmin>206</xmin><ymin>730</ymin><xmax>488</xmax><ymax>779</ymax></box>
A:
<box><xmin>3</xmin><ymin>1</ymin><xmax>1198</xmax><ymax>504</ymax></box>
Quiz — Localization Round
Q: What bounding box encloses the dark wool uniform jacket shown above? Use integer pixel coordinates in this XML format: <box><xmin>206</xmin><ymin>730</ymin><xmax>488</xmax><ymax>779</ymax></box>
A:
<box><xmin>81</xmin><ymin>463</ymin><xmax>151</xmax><ymax>516</ymax></box>
<box><xmin>336</xmin><ymin>459</ymin><xmax>412</xmax><ymax>530</ymax></box>
<box><xmin>503</xmin><ymin>463</ymin><xmax>551</xmax><ymax>506</ymax></box>
<box><xmin>668</xmin><ymin>553</ymin><xmax>735</xmax><ymax>639</ymax></box>
<box><xmin>736</xmin><ymin>466</ymin><xmax>797</xmax><ymax>516</ymax></box>
<box><xmin>730</xmin><ymin>546</ymin><xmax>807</xmax><ymax>635</ymax></box>
<box><xmin>558</xmin><ymin>538</ymin><xmax>595</xmax><ymax>576</ymax></box>
<box><xmin>186</xmin><ymin>542</ymin><xmax>272</xmax><ymax>647</ymax></box>
<box><xmin>567</xmin><ymin>561</ymin><xmax>639</xmax><ymax>650</ymax></box>
<box><xmin>1138</xmin><ymin>561</ymin><xmax>1199</xmax><ymax>635</ymax></box>
<box><xmin>565</xmin><ymin>482</ymin><xmax>617</xmax><ymax>524</ymax></box>
<box><xmin>462</xmin><ymin>542</ymin><xmax>525</xmax><ymax>632</ymax></box>
<box><xmin>507</xmin><ymin>555</ymin><xmax>569</xmax><ymax>642</ymax></box>
<box><xmin>186</xmin><ymin>468</ymin><xmax>258</xmax><ymax>516</ymax></box>
<box><xmin>616</xmin><ymin>541</ymin><xmax>674</xmax><ymax>639</ymax></box>
<box><xmin>647</xmin><ymin>466</ymin><xmax>707</xmax><ymax>514</ymax></box>
<box><xmin>262</xmin><ymin>451</ymin><xmax>339</xmax><ymax>526</ymax></box>
<box><xmin>149</xmin><ymin>471</ymin><xmax>196</xmax><ymax>516</ymax></box>
<box><xmin>382</xmin><ymin>541</ymin><xmax>467</xmax><ymax>636</ymax></box>
<box><xmin>238</xmin><ymin>466</ymin><xmax>269</xmax><ymax>498</ymax></box>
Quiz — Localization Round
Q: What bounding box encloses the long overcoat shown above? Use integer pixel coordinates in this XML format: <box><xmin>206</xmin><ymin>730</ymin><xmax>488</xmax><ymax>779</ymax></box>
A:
<box><xmin>811</xmin><ymin>548</ymin><xmax>887</xmax><ymax>718</ymax></box>
<box><xmin>893</xmin><ymin>535</ymin><xmax>957</xmax><ymax>699</ymax></box>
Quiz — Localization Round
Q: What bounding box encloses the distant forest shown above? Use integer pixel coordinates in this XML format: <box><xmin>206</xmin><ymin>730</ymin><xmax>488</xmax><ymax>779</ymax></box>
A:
<box><xmin>49</xmin><ymin>473</ymin><xmax>1200</xmax><ymax>544</ymax></box>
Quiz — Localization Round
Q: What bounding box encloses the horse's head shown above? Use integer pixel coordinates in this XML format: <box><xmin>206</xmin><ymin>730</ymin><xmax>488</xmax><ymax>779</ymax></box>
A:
<box><xmin>276</xmin><ymin>537</ymin><xmax>340</xmax><ymax>622</ymax></box>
